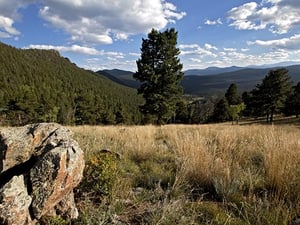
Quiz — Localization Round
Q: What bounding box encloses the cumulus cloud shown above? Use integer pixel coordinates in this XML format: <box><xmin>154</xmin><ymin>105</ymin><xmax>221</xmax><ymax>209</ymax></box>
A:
<box><xmin>228</xmin><ymin>0</ymin><xmax>300</xmax><ymax>34</ymax></box>
<box><xmin>0</xmin><ymin>16</ymin><xmax>20</xmax><ymax>37</ymax></box>
<box><xmin>39</xmin><ymin>0</ymin><xmax>185</xmax><ymax>44</ymax></box>
<box><xmin>0</xmin><ymin>0</ymin><xmax>34</xmax><ymax>38</ymax></box>
<box><xmin>0</xmin><ymin>0</ymin><xmax>186</xmax><ymax>43</ymax></box>
<box><xmin>228</xmin><ymin>2</ymin><xmax>267</xmax><ymax>31</ymax></box>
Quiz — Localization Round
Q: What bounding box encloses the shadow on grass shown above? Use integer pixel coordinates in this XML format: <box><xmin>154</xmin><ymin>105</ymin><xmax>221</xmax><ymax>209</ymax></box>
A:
<box><xmin>239</xmin><ymin>116</ymin><xmax>300</xmax><ymax>127</ymax></box>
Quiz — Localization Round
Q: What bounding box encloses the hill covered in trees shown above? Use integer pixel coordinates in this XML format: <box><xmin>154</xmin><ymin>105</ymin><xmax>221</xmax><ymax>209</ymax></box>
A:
<box><xmin>0</xmin><ymin>42</ymin><xmax>142</xmax><ymax>125</ymax></box>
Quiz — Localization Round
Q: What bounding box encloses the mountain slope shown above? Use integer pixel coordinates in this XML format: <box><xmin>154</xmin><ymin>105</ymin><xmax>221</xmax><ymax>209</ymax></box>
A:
<box><xmin>184</xmin><ymin>66</ymin><xmax>244</xmax><ymax>76</ymax></box>
<box><xmin>101</xmin><ymin>66</ymin><xmax>300</xmax><ymax>96</ymax></box>
<box><xmin>97</xmin><ymin>69</ymin><xmax>140</xmax><ymax>88</ymax></box>
<box><xmin>96</xmin><ymin>70</ymin><xmax>128</xmax><ymax>86</ymax></box>
<box><xmin>0</xmin><ymin>42</ymin><xmax>142</xmax><ymax>125</ymax></box>
<box><xmin>182</xmin><ymin>66</ymin><xmax>300</xmax><ymax>95</ymax></box>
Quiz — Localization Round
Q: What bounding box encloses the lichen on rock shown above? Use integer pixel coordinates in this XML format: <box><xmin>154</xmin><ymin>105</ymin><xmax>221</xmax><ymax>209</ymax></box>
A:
<box><xmin>0</xmin><ymin>123</ymin><xmax>85</xmax><ymax>225</ymax></box>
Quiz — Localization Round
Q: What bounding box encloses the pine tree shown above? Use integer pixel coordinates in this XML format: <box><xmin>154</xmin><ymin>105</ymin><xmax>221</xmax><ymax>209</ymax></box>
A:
<box><xmin>133</xmin><ymin>28</ymin><xmax>183</xmax><ymax>125</ymax></box>
<box><xmin>211</xmin><ymin>97</ymin><xmax>230</xmax><ymax>122</ymax></box>
<box><xmin>225</xmin><ymin>83</ymin><xmax>241</xmax><ymax>105</ymax></box>
<box><xmin>251</xmin><ymin>68</ymin><xmax>292</xmax><ymax>123</ymax></box>
<box><xmin>285</xmin><ymin>82</ymin><xmax>300</xmax><ymax>117</ymax></box>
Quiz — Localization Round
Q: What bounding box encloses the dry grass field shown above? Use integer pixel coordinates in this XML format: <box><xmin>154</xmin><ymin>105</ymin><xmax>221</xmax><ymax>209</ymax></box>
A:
<box><xmin>70</xmin><ymin>124</ymin><xmax>300</xmax><ymax>225</ymax></box>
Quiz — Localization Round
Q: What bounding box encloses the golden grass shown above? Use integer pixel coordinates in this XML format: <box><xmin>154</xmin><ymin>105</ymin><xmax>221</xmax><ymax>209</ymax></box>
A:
<box><xmin>70</xmin><ymin>124</ymin><xmax>300</xmax><ymax>224</ymax></box>
<box><xmin>71</xmin><ymin>124</ymin><xmax>300</xmax><ymax>192</ymax></box>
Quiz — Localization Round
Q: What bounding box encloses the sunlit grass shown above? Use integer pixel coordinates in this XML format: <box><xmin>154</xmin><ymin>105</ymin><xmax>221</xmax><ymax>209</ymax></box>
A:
<box><xmin>70</xmin><ymin>124</ymin><xmax>300</xmax><ymax>224</ymax></box>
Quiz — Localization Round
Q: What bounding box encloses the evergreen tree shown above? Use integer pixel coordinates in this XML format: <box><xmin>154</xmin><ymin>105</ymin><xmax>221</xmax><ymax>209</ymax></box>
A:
<box><xmin>285</xmin><ymin>82</ymin><xmax>300</xmax><ymax>117</ymax></box>
<box><xmin>251</xmin><ymin>68</ymin><xmax>292</xmax><ymax>123</ymax></box>
<box><xmin>225</xmin><ymin>83</ymin><xmax>241</xmax><ymax>105</ymax></box>
<box><xmin>134</xmin><ymin>28</ymin><xmax>183</xmax><ymax>125</ymax></box>
<box><xmin>174</xmin><ymin>99</ymin><xmax>189</xmax><ymax>123</ymax></box>
<box><xmin>211</xmin><ymin>97</ymin><xmax>230</xmax><ymax>122</ymax></box>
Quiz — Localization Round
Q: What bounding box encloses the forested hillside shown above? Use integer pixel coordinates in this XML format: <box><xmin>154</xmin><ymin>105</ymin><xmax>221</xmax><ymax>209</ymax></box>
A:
<box><xmin>0</xmin><ymin>42</ymin><xmax>142</xmax><ymax>125</ymax></box>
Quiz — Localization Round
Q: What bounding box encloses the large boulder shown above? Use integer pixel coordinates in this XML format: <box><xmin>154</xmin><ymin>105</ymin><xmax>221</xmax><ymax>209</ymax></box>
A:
<box><xmin>0</xmin><ymin>123</ymin><xmax>85</xmax><ymax>225</ymax></box>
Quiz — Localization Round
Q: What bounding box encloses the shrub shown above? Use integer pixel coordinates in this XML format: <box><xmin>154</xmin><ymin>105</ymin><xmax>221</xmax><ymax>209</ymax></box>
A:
<box><xmin>77</xmin><ymin>150</ymin><xmax>119</xmax><ymax>201</ymax></box>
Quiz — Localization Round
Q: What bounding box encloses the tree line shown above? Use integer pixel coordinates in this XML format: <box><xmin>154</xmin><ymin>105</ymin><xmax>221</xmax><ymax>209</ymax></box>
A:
<box><xmin>1</xmin><ymin>27</ymin><xmax>299</xmax><ymax>126</ymax></box>
<box><xmin>148</xmin><ymin>67</ymin><xmax>299</xmax><ymax>125</ymax></box>
<box><xmin>209</xmin><ymin>68</ymin><xmax>299</xmax><ymax>124</ymax></box>
<box><xmin>134</xmin><ymin>29</ymin><xmax>300</xmax><ymax>124</ymax></box>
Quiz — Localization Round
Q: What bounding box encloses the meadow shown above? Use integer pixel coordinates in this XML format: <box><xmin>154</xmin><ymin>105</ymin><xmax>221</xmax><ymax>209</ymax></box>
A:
<box><xmin>70</xmin><ymin>123</ymin><xmax>300</xmax><ymax>225</ymax></box>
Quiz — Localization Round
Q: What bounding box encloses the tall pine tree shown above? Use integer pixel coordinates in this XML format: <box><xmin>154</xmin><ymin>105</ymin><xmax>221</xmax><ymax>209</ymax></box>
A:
<box><xmin>251</xmin><ymin>68</ymin><xmax>292</xmax><ymax>123</ymax></box>
<box><xmin>134</xmin><ymin>28</ymin><xmax>183</xmax><ymax>124</ymax></box>
<box><xmin>225</xmin><ymin>83</ymin><xmax>241</xmax><ymax>105</ymax></box>
<box><xmin>285</xmin><ymin>82</ymin><xmax>300</xmax><ymax>117</ymax></box>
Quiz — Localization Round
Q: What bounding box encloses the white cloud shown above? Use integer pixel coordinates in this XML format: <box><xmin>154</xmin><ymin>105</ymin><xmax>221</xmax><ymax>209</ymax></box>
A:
<box><xmin>229</xmin><ymin>2</ymin><xmax>258</xmax><ymax>20</ymax></box>
<box><xmin>84</xmin><ymin>57</ymin><xmax>136</xmax><ymax>71</ymax></box>
<box><xmin>205</xmin><ymin>43</ymin><xmax>218</xmax><ymax>51</ymax></box>
<box><xmin>179</xmin><ymin>44</ymin><xmax>217</xmax><ymax>58</ymax></box>
<box><xmin>180</xmin><ymin>41</ymin><xmax>299</xmax><ymax>70</ymax></box>
<box><xmin>163</xmin><ymin>2</ymin><xmax>186</xmax><ymax>23</ymax></box>
<box><xmin>129</xmin><ymin>52</ymin><xmax>140</xmax><ymax>57</ymax></box>
<box><xmin>0</xmin><ymin>0</ymin><xmax>185</xmax><ymax>44</ymax></box>
<box><xmin>0</xmin><ymin>15</ymin><xmax>20</xmax><ymax>35</ymax></box>
<box><xmin>241</xmin><ymin>48</ymin><xmax>249</xmax><ymax>52</ymax></box>
<box><xmin>0</xmin><ymin>31</ymin><xmax>11</xmax><ymax>38</ymax></box>
<box><xmin>223</xmin><ymin>48</ymin><xmax>237</xmax><ymax>52</ymax></box>
<box><xmin>26</xmin><ymin>44</ymin><xmax>138</xmax><ymax>71</ymax></box>
<box><xmin>0</xmin><ymin>0</ymin><xmax>36</xmax><ymax>38</ymax></box>
<box><xmin>228</xmin><ymin>2</ymin><xmax>267</xmax><ymax>31</ymax></box>
<box><xmin>179</xmin><ymin>44</ymin><xmax>199</xmax><ymax>49</ymax></box>
<box><xmin>248</xmin><ymin>34</ymin><xmax>300</xmax><ymax>50</ymax></box>
<box><xmin>204</xmin><ymin>18</ymin><xmax>222</xmax><ymax>25</ymax></box>
<box><xmin>190</xmin><ymin>58</ymin><xmax>202</xmax><ymax>63</ymax></box>
<box><xmin>228</xmin><ymin>0</ymin><xmax>300</xmax><ymax>34</ymax></box>
<box><xmin>39</xmin><ymin>0</ymin><xmax>186</xmax><ymax>44</ymax></box>
<box><xmin>26</xmin><ymin>44</ymin><xmax>125</xmax><ymax>58</ymax></box>
<box><xmin>27</xmin><ymin>44</ymin><xmax>99</xmax><ymax>55</ymax></box>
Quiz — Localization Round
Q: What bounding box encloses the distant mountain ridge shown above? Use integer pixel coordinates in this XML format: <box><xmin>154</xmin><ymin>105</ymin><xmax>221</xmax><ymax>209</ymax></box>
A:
<box><xmin>98</xmin><ymin>64</ymin><xmax>300</xmax><ymax>96</ymax></box>
<box><xmin>182</xmin><ymin>65</ymin><xmax>300</xmax><ymax>95</ymax></box>
<box><xmin>97</xmin><ymin>69</ymin><xmax>139</xmax><ymax>88</ymax></box>
<box><xmin>184</xmin><ymin>66</ymin><xmax>244</xmax><ymax>76</ymax></box>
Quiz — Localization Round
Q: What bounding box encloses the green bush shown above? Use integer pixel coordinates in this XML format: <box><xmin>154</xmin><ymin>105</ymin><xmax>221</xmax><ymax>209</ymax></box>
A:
<box><xmin>77</xmin><ymin>150</ymin><xmax>119</xmax><ymax>201</ymax></box>
<box><xmin>38</xmin><ymin>216</ymin><xmax>68</xmax><ymax>225</ymax></box>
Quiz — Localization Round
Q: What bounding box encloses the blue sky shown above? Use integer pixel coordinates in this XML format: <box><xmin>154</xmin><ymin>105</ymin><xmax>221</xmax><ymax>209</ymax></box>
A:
<box><xmin>1</xmin><ymin>0</ymin><xmax>300</xmax><ymax>71</ymax></box>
